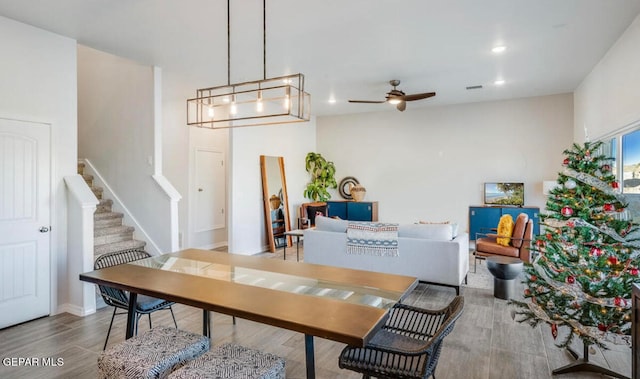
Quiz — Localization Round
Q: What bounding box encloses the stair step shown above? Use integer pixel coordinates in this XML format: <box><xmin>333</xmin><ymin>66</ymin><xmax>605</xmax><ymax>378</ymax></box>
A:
<box><xmin>82</xmin><ymin>174</ymin><xmax>94</xmax><ymax>186</ymax></box>
<box><xmin>94</xmin><ymin>239</ymin><xmax>146</xmax><ymax>257</ymax></box>
<box><xmin>94</xmin><ymin>225</ymin><xmax>134</xmax><ymax>237</ymax></box>
<box><xmin>94</xmin><ymin>227</ymin><xmax>134</xmax><ymax>246</ymax></box>
<box><xmin>91</xmin><ymin>187</ymin><xmax>104</xmax><ymax>199</ymax></box>
<box><xmin>77</xmin><ymin>162</ymin><xmax>85</xmax><ymax>174</ymax></box>
<box><xmin>95</xmin><ymin>217</ymin><xmax>123</xmax><ymax>228</ymax></box>
<box><xmin>91</xmin><ymin>186</ymin><xmax>103</xmax><ymax>200</ymax></box>
<box><xmin>96</xmin><ymin>198</ymin><xmax>113</xmax><ymax>213</ymax></box>
<box><xmin>94</xmin><ymin>211</ymin><xmax>123</xmax><ymax>221</ymax></box>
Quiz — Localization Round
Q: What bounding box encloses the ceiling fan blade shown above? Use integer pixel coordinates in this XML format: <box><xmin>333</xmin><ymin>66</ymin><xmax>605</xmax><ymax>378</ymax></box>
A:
<box><xmin>402</xmin><ymin>92</ymin><xmax>436</xmax><ymax>102</ymax></box>
<box><xmin>397</xmin><ymin>101</ymin><xmax>406</xmax><ymax>112</ymax></box>
<box><xmin>348</xmin><ymin>100</ymin><xmax>386</xmax><ymax>104</ymax></box>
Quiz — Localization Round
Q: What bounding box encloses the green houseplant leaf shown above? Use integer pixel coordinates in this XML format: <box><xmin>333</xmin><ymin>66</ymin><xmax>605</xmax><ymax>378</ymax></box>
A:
<box><xmin>304</xmin><ymin>152</ymin><xmax>337</xmax><ymax>202</ymax></box>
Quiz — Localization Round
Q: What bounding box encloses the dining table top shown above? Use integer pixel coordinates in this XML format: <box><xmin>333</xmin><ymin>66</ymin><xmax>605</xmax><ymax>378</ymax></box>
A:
<box><xmin>80</xmin><ymin>248</ymin><xmax>419</xmax><ymax>347</ymax></box>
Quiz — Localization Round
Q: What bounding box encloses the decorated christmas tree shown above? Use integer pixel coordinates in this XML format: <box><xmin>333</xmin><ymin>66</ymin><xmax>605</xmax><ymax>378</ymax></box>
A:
<box><xmin>511</xmin><ymin>141</ymin><xmax>640</xmax><ymax>376</ymax></box>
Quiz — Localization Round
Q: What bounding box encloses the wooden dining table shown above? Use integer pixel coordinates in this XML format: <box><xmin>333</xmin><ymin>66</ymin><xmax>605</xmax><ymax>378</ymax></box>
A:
<box><xmin>80</xmin><ymin>249</ymin><xmax>418</xmax><ymax>378</ymax></box>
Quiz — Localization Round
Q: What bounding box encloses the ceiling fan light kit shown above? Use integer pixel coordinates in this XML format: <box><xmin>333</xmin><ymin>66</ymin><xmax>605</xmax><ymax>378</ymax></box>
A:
<box><xmin>186</xmin><ymin>0</ymin><xmax>310</xmax><ymax>129</ymax></box>
<box><xmin>349</xmin><ymin>79</ymin><xmax>435</xmax><ymax>112</ymax></box>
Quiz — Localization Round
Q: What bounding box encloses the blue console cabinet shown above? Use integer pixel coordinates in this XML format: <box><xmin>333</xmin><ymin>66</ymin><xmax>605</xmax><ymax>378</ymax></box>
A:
<box><xmin>327</xmin><ymin>201</ymin><xmax>378</xmax><ymax>221</ymax></box>
<box><xmin>469</xmin><ymin>206</ymin><xmax>540</xmax><ymax>240</ymax></box>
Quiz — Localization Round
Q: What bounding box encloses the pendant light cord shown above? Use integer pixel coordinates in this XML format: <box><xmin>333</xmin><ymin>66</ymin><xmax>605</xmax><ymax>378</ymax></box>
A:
<box><xmin>227</xmin><ymin>0</ymin><xmax>231</xmax><ymax>86</ymax></box>
<box><xmin>228</xmin><ymin>0</ymin><xmax>266</xmax><ymax>82</ymax></box>
<box><xmin>263</xmin><ymin>0</ymin><xmax>266</xmax><ymax>80</ymax></box>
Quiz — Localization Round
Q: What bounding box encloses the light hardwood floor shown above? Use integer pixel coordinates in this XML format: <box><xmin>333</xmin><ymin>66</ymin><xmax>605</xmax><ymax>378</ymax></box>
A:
<box><xmin>0</xmin><ymin>247</ymin><xmax>632</xmax><ymax>379</ymax></box>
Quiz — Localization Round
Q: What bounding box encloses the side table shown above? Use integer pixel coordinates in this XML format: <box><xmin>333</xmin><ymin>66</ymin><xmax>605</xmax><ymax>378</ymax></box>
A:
<box><xmin>283</xmin><ymin>229</ymin><xmax>305</xmax><ymax>262</ymax></box>
<box><xmin>486</xmin><ymin>256</ymin><xmax>523</xmax><ymax>300</ymax></box>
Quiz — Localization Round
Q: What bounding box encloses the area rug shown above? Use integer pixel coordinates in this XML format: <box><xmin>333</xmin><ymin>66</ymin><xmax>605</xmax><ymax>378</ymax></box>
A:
<box><xmin>463</xmin><ymin>252</ymin><xmax>493</xmax><ymax>290</ymax></box>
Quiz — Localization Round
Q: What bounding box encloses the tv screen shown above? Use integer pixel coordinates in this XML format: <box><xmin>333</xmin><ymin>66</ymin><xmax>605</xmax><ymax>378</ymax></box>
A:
<box><xmin>484</xmin><ymin>182</ymin><xmax>524</xmax><ymax>206</ymax></box>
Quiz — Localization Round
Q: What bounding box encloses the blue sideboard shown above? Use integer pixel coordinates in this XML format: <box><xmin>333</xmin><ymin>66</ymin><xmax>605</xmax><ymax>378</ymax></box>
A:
<box><xmin>469</xmin><ymin>205</ymin><xmax>540</xmax><ymax>240</ymax></box>
<box><xmin>326</xmin><ymin>200</ymin><xmax>378</xmax><ymax>221</ymax></box>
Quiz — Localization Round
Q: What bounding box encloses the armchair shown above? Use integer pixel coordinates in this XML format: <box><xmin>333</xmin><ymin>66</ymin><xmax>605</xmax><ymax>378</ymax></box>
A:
<box><xmin>339</xmin><ymin>296</ymin><xmax>464</xmax><ymax>379</ymax></box>
<box><xmin>300</xmin><ymin>201</ymin><xmax>328</xmax><ymax>227</ymax></box>
<box><xmin>474</xmin><ymin>212</ymin><xmax>533</xmax><ymax>272</ymax></box>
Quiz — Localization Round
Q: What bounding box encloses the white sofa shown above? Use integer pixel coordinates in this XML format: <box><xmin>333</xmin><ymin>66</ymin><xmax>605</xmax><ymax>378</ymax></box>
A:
<box><xmin>303</xmin><ymin>216</ymin><xmax>469</xmax><ymax>294</ymax></box>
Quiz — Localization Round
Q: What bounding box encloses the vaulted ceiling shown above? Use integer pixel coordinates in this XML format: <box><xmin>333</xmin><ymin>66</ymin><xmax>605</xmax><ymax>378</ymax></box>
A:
<box><xmin>1</xmin><ymin>0</ymin><xmax>639</xmax><ymax>116</ymax></box>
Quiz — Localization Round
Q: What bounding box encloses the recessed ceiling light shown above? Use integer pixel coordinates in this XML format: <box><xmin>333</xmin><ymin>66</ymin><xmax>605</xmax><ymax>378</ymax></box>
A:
<box><xmin>492</xmin><ymin>45</ymin><xmax>507</xmax><ymax>53</ymax></box>
<box><xmin>494</xmin><ymin>79</ymin><xmax>505</xmax><ymax>85</ymax></box>
<box><xmin>328</xmin><ymin>98</ymin><xmax>336</xmax><ymax>104</ymax></box>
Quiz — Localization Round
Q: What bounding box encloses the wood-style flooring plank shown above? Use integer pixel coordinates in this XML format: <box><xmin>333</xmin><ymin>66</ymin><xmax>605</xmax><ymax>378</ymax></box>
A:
<box><xmin>0</xmin><ymin>247</ymin><xmax>632</xmax><ymax>378</ymax></box>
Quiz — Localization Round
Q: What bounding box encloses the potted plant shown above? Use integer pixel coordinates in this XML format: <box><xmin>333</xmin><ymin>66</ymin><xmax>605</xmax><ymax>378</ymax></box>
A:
<box><xmin>303</xmin><ymin>152</ymin><xmax>337</xmax><ymax>202</ymax></box>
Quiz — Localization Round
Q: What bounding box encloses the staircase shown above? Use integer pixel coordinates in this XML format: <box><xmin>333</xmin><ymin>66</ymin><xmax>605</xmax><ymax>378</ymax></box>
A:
<box><xmin>78</xmin><ymin>162</ymin><xmax>146</xmax><ymax>258</ymax></box>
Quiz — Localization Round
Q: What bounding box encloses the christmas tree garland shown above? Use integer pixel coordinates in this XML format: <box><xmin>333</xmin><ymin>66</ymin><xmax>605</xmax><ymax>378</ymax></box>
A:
<box><xmin>510</xmin><ymin>141</ymin><xmax>640</xmax><ymax>349</ymax></box>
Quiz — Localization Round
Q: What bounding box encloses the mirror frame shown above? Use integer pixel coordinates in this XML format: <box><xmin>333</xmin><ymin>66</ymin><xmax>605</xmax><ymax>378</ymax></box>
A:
<box><xmin>260</xmin><ymin>155</ymin><xmax>292</xmax><ymax>253</ymax></box>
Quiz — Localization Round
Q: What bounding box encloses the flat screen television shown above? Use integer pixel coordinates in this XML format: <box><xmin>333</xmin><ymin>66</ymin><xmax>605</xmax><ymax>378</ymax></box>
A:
<box><xmin>484</xmin><ymin>182</ymin><xmax>524</xmax><ymax>206</ymax></box>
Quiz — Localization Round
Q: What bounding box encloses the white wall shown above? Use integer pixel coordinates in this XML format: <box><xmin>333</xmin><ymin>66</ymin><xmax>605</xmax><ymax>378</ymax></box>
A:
<box><xmin>229</xmin><ymin>119</ymin><xmax>317</xmax><ymax>254</ymax></box>
<box><xmin>317</xmin><ymin>94</ymin><xmax>574</xmax><ymax>233</ymax></box>
<box><xmin>0</xmin><ymin>16</ymin><xmax>77</xmax><ymax>313</ymax></box>
<box><xmin>575</xmin><ymin>13</ymin><xmax>640</xmax><ymax>140</ymax></box>
<box><xmin>78</xmin><ymin>45</ymin><xmax>176</xmax><ymax>254</ymax></box>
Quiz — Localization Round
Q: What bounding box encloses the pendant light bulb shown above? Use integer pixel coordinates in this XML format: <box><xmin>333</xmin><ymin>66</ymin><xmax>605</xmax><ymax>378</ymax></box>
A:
<box><xmin>208</xmin><ymin>106</ymin><xmax>214</xmax><ymax>118</ymax></box>
<box><xmin>230</xmin><ymin>94</ymin><xmax>237</xmax><ymax>115</ymax></box>
<box><xmin>256</xmin><ymin>90</ymin><xmax>264</xmax><ymax>112</ymax></box>
<box><xmin>284</xmin><ymin>87</ymin><xmax>290</xmax><ymax>110</ymax></box>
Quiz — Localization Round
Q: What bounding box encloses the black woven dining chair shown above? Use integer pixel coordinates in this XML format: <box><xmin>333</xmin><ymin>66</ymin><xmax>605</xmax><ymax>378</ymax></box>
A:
<box><xmin>94</xmin><ymin>249</ymin><xmax>178</xmax><ymax>350</ymax></box>
<box><xmin>339</xmin><ymin>295</ymin><xmax>464</xmax><ymax>379</ymax></box>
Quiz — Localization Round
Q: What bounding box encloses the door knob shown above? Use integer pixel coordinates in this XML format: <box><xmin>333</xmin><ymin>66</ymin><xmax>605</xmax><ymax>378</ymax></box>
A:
<box><xmin>39</xmin><ymin>226</ymin><xmax>49</xmax><ymax>233</ymax></box>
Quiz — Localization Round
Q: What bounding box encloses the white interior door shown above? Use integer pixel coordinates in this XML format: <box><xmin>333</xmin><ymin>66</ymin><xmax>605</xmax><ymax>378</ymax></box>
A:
<box><xmin>195</xmin><ymin>149</ymin><xmax>225</xmax><ymax>231</ymax></box>
<box><xmin>0</xmin><ymin>118</ymin><xmax>51</xmax><ymax>328</ymax></box>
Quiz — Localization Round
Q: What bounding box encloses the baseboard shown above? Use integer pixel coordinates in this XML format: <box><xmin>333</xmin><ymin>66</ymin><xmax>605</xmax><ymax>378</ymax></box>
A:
<box><xmin>57</xmin><ymin>303</ymin><xmax>96</xmax><ymax>317</ymax></box>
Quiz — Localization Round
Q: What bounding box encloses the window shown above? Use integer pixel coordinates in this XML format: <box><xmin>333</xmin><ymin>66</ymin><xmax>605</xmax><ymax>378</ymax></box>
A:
<box><xmin>600</xmin><ymin>124</ymin><xmax>640</xmax><ymax>222</ymax></box>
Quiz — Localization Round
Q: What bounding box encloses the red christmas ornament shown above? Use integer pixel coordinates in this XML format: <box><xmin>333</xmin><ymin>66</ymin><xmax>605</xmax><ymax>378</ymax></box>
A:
<box><xmin>598</xmin><ymin>324</ymin><xmax>607</xmax><ymax>332</ymax></box>
<box><xmin>614</xmin><ymin>297</ymin><xmax>626</xmax><ymax>307</ymax></box>
<box><xmin>561</xmin><ymin>206</ymin><xmax>573</xmax><ymax>217</ymax></box>
<box><xmin>603</xmin><ymin>203</ymin><xmax>615</xmax><ymax>212</ymax></box>
<box><xmin>524</xmin><ymin>289</ymin><xmax>531</xmax><ymax>296</ymax></box>
<box><xmin>567</xmin><ymin>275</ymin><xmax>575</xmax><ymax>284</ymax></box>
<box><xmin>567</xmin><ymin>221</ymin><xmax>575</xmax><ymax>228</ymax></box>
<box><xmin>530</xmin><ymin>275</ymin><xmax>538</xmax><ymax>282</ymax></box>
<box><xmin>608</xmin><ymin>256</ymin><xmax>619</xmax><ymax>265</ymax></box>
<box><xmin>551</xmin><ymin>323</ymin><xmax>558</xmax><ymax>339</ymax></box>
<box><xmin>611</xmin><ymin>181</ymin><xmax>619</xmax><ymax>190</ymax></box>
<box><xmin>631</xmin><ymin>268</ymin><xmax>639</xmax><ymax>276</ymax></box>
<box><xmin>536</xmin><ymin>240</ymin><xmax>545</xmax><ymax>247</ymax></box>
<box><xmin>546</xmin><ymin>233</ymin><xmax>553</xmax><ymax>240</ymax></box>
<box><xmin>590</xmin><ymin>247</ymin><xmax>603</xmax><ymax>257</ymax></box>
<box><xmin>602</xmin><ymin>164</ymin><xmax>611</xmax><ymax>171</ymax></box>
<box><xmin>563</xmin><ymin>158</ymin><xmax>570</xmax><ymax>166</ymax></box>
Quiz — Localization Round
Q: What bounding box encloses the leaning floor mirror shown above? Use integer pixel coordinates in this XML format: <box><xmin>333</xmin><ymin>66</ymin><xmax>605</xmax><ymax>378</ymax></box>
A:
<box><xmin>260</xmin><ymin>155</ymin><xmax>292</xmax><ymax>253</ymax></box>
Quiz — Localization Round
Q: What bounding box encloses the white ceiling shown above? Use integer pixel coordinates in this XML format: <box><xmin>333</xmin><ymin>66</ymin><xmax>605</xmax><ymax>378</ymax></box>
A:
<box><xmin>1</xmin><ymin>0</ymin><xmax>639</xmax><ymax>116</ymax></box>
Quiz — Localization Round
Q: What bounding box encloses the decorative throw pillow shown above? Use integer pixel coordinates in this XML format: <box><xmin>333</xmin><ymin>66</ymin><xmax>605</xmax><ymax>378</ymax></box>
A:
<box><xmin>496</xmin><ymin>214</ymin><xmax>514</xmax><ymax>246</ymax></box>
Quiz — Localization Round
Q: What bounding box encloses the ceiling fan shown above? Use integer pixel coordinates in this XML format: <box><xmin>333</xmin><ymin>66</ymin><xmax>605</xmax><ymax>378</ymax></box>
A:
<box><xmin>348</xmin><ymin>80</ymin><xmax>436</xmax><ymax>112</ymax></box>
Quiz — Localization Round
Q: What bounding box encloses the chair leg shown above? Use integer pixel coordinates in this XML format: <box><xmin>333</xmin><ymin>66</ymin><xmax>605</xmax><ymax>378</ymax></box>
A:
<box><xmin>232</xmin><ymin>316</ymin><xmax>236</xmax><ymax>325</ymax></box>
<box><xmin>148</xmin><ymin>313</ymin><xmax>152</xmax><ymax>329</ymax></box>
<box><xmin>169</xmin><ymin>306</ymin><xmax>178</xmax><ymax>328</ymax></box>
<box><xmin>103</xmin><ymin>307</ymin><xmax>118</xmax><ymax>350</ymax></box>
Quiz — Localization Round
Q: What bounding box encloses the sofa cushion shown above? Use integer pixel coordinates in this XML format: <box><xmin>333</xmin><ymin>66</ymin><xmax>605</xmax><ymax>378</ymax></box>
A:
<box><xmin>315</xmin><ymin>215</ymin><xmax>348</xmax><ymax>233</ymax></box>
<box><xmin>399</xmin><ymin>224</ymin><xmax>452</xmax><ymax>241</ymax></box>
<box><xmin>419</xmin><ymin>220</ymin><xmax>459</xmax><ymax>238</ymax></box>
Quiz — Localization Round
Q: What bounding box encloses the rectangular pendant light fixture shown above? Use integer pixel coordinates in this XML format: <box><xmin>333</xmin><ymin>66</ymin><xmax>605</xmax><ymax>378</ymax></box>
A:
<box><xmin>187</xmin><ymin>73</ymin><xmax>310</xmax><ymax>129</ymax></box>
